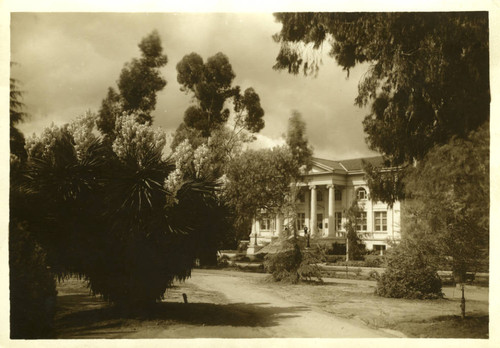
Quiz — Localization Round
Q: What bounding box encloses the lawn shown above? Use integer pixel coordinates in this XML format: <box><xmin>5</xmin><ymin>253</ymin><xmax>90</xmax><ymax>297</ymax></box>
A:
<box><xmin>52</xmin><ymin>271</ymin><xmax>488</xmax><ymax>339</ymax></box>
<box><xmin>248</xmin><ymin>275</ymin><xmax>489</xmax><ymax>338</ymax></box>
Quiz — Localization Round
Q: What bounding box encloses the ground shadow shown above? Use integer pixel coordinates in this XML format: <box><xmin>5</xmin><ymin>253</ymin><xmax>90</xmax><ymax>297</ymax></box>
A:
<box><xmin>53</xmin><ymin>293</ymin><xmax>309</xmax><ymax>338</ymax></box>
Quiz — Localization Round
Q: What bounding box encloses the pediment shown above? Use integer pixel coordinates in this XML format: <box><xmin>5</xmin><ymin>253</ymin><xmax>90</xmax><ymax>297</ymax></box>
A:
<box><xmin>309</xmin><ymin>165</ymin><xmax>328</xmax><ymax>174</ymax></box>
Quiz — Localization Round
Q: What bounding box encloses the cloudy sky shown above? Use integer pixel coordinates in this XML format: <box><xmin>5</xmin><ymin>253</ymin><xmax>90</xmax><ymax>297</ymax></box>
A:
<box><xmin>12</xmin><ymin>12</ymin><xmax>380</xmax><ymax>160</ymax></box>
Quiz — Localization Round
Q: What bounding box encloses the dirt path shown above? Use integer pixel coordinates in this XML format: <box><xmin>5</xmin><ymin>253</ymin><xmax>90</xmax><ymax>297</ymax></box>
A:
<box><xmin>54</xmin><ymin>269</ymin><xmax>399</xmax><ymax>338</ymax></box>
<box><xmin>195</xmin><ymin>270</ymin><xmax>398</xmax><ymax>337</ymax></box>
<box><xmin>126</xmin><ymin>269</ymin><xmax>396</xmax><ymax>338</ymax></box>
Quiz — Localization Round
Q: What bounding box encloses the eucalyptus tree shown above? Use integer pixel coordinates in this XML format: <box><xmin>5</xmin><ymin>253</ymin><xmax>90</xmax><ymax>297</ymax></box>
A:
<box><xmin>273</xmin><ymin>12</ymin><xmax>489</xmax><ymax>203</ymax></box>
<box><xmin>96</xmin><ymin>30</ymin><xmax>168</xmax><ymax>140</ymax></box>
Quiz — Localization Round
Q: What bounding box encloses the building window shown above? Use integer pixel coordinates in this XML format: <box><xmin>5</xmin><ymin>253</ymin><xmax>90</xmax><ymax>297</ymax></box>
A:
<box><xmin>260</xmin><ymin>218</ymin><xmax>273</xmax><ymax>231</ymax></box>
<box><xmin>317</xmin><ymin>214</ymin><xmax>323</xmax><ymax>229</ymax></box>
<box><xmin>356</xmin><ymin>212</ymin><xmax>367</xmax><ymax>231</ymax></box>
<box><xmin>356</xmin><ymin>187</ymin><xmax>367</xmax><ymax>200</ymax></box>
<box><xmin>317</xmin><ymin>190</ymin><xmax>323</xmax><ymax>202</ymax></box>
<box><xmin>297</xmin><ymin>213</ymin><xmax>306</xmax><ymax>230</ymax></box>
<box><xmin>374</xmin><ymin>211</ymin><xmax>387</xmax><ymax>231</ymax></box>
<box><xmin>374</xmin><ymin>244</ymin><xmax>386</xmax><ymax>255</ymax></box>
<box><xmin>335</xmin><ymin>189</ymin><xmax>342</xmax><ymax>201</ymax></box>
<box><xmin>335</xmin><ymin>212</ymin><xmax>342</xmax><ymax>230</ymax></box>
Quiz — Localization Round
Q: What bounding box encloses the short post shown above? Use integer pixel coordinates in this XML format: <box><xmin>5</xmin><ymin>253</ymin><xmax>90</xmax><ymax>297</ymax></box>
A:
<box><xmin>182</xmin><ymin>293</ymin><xmax>188</xmax><ymax>304</ymax></box>
<box><xmin>460</xmin><ymin>283</ymin><xmax>466</xmax><ymax>319</ymax></box>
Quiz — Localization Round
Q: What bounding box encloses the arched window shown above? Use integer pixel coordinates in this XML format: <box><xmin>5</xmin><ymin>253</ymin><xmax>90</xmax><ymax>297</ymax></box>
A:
<box><xmin>356</xmin><ymin>187</ymin><xmax>367</xmax><ymax>200</ymax></box>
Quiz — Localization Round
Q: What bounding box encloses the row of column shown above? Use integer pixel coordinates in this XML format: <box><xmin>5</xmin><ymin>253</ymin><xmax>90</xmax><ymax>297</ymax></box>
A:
<box><xmin>251</xmin><ymin>184</ymin><xmax>339</xmax><ymax>244</ymax></box>
<box><xmin>309</xmin><ymin>184</ymin><xmax>336</xmax><ymax>237</ymax></box>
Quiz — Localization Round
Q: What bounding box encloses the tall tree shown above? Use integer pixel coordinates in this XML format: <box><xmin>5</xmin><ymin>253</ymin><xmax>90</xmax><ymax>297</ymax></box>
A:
<box><xmin>273</xmin><ymin>12</ymin><xmax>489</xmax><ymax>203</ymax></box>
<box><xmin>175</xmin><ymin>52</ymin><xmax>264</xmax><ymax>139</ymax></box>
<box><xmin>10</xmin><ymin>74</ymin><xmax>58</xmax><ymax>338</ymax></box>
<box><xmin>404</xmin><ymin>122</ymin><xmax>489</xmax><ymax>316</ymax></box>
<box><xmin>10</xmin><ymin>76</ymin><xmax>28</xmax><ymax>162</ymax></box>
<box><xmin>286</xmin><ymin>110</ymin><xmax>313</xmax><ymax>171</ymax></box>
<box><xmin>343</xmin><ymin>199</ymin><xmax>366</xmax><ymax>261</ymax></box>
<box><xmin>224</xmin><ymin>146</ymin><xmax>297</xmax><ymax>234</ymax></box>
<box><xmin>96</xmin><ymin>30</ymin><xmax>168</xmax><ymax>139</ymax></box>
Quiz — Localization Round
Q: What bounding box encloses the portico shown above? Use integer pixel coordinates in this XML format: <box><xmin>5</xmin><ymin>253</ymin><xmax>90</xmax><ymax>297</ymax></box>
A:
<box><xmin>247</xmin><ymin>156</ymin><xmax>401</xmax><ymax>254</ymax></box>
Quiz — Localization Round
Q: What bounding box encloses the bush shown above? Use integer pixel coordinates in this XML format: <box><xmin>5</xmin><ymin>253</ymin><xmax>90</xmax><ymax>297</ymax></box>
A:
<box><xmin>368</xmin><ymin>270</ymin><xmax>380</xmax><ymax>280</ymax></box>
<box><xmin>264</xmin><ymin>238</ymin><xmax>323</xmax><ymax>283</ymax></box>
<box><xmin>376</xmin><ymin>241</ymin><xmax>443</xmax><ymax>299</ymax></box>
<box><xmin>325</xmin><ymin>255</ymin><xmax>345</xmax><ymax>264</ymax></box>
<box><xmin>10</xmin><ymin>222</ymin><xmax>57</xmax><ymax>338</ymax></box>
<box><xmin>335</xmin><ymin>260</ymin><xmax>366</xmax><ymax>267</ymax></box>
<box><xmin>364</xmin><ymin>255</ymin><xmax>386</xmax><ymax>268</ymax></box>
<box><xmin>264</xmin><ymin>240</ymin><xmax>302</xmax><ymax>283</ymax></box>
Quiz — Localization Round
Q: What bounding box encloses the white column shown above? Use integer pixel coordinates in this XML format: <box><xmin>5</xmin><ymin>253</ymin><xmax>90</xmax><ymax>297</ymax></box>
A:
<box><xmin>255</xmin><ymin>219</ymin><xmax>260</xmax><ymax>245</ymax></box>
<box><xmin>250</xmin><ymin>218</ymin><xmax>257</xmax><ymax>245</ymax></box>
<box><xmin>304</xmin><ymin>189</ymin><xmax>310</xmax><ymax>235</ymax></box>
<box><xmin>328</xmin><ymin>184</ymin><xmax>335</xmax><ymax>237</ymax></box>
<box><xmin>276</xmin><ymin>212</ymin><xmax>283</xmax><ymax>237</ymax></box>
<box><xmin>310</xmin><ymin>185</ymin><xmax>317</xmax><ymax>236</ymax></box>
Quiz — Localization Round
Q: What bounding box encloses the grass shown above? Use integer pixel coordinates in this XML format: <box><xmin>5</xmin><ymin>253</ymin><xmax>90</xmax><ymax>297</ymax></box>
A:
<box><xmin>249</xmin><ymin>275</ymin><xmax>489</xmax><ymax>338</ymax></box>
<box><xmin>52</xmin><ymin>271</ymin><xmax>488</xmax><ymax>338</ymax></box>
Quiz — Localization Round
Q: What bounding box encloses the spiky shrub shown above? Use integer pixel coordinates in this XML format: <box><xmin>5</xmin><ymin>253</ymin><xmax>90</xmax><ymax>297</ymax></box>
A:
<box><xmin>264</xmin><ymin>239</ymin><xmax>302</xmax><ymax>283</ymax></box>
<box><xmin>22</xmin><ymin>117</ymin><xmax>219</xmax><ymax>310</ymax></box>
<box><xmin>376</xmin><ymin>240</ymin><xmax>443</xmax><ymax>299</ymax></box>
<box><xmin>297</xmin><ymin>248</ymin><xmax>324</xmax><ymax>283</ymax></box>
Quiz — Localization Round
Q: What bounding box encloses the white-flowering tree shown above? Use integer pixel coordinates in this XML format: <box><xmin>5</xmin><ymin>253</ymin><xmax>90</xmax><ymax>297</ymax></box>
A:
<box><xmin>21</xmin><ymin>112</ymin><xmax>218</xmax><ymax>310</ymax></box>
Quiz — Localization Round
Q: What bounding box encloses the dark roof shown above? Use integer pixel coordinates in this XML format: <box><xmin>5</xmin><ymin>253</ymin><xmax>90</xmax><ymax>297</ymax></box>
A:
<box><xmin>311</xmin><ymin>156</ymin><xmax>385</xmax><ymax>173</ymax></box>
<box><xmin>338</xmin><ymin>156</ymin><xmax>386</xmax><ymax>171</ymax></box>
<box><xmin>312</xmin><ymin>157</ymin><xmax>347</xmax><ymax>172</ymax></box>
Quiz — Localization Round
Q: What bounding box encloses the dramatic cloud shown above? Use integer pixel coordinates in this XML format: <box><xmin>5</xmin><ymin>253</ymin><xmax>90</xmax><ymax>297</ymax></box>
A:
<box><xmin>11</xmin><ymin>12</ymin><xmax>379</xmax><ymax>160</ymax></box>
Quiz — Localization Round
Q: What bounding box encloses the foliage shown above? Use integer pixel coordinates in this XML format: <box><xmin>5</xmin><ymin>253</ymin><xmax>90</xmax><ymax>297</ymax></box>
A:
<box><xmin>170</xmin><ymin>122</ymin><xmax>205</xmax><ymax>151</ymax></box>
<box><xmin>164</xmin><ymin>138</ymin><xmax>236</xmax><ymax>264</ymax></box>
<box><xmin>263</xmin><ymin>237</ymin><xmax>323</xmax><ymax>283</ymax></box>
<box><xmin>286</xmin><ymin>110</ymin><xmax>313</xmax><ymax>171</ymax></box>
<box><xmin>95</xmin><ymin>87</ymin><xmax>121</xmax><ymax>139</ymax></box>
<box><xmin>363</xmin><ymin>160</ymin><xmax>407</xmax><ymax>207</ymax></box>
<box><xmin>112</xmin><ymin>113</ymin><xmax>167</xmax><ymax>164</ymax></box>
<box><xmin>21</xmin><ymin>115</ymin><xmax>218</xmax><ymax>308</ymax></box>
<box><xmin>343</xmin><ymin>199</ymin><xmax>366</xmax><ymax>261</ymax></box>
<box><xmin>10</xmin><ymin>74</ymin><xmax>57</xmax><ymax>338</ymax></box>
<box><xmin>273</xmin><ymin>13</ymin><xmax>489</xmax><ymax>204</ymax></box>
<box><xmin>376</xmin><ymin>240</ymin><xmax>443</xmax><ymax>299</ymax></box>
<box><xmin>366</xmin><ymin>254</ymin><xmax>386</xmax><ymax>266</ymax></box>
<box><xmin>404</xmin><ymin>122</ymin><xmax>489</xmax><ymax>282</ymax></box>
<box><xmin>175</xmin><ymin>51</ymin><xmax>264</xmax><ymax>138</ymax></box>
<box><xmin>97</xmin><ymin>30</ymin><xmax>168</xmax><ymax>138</ymax></box>
<box><xmin>9</xmin><ymin>222</ymin><xmax>57</xmax><ymax>338</ymax></box>
<box><xmin>224</xmin><ymin>146</ymin><xmax>298</xmax><ymax>227</ymax></box>
<box><xmin>273</xmin><ymin>13</ymin><xmax>489</xmax><ymax>164</ymax></box>
<box><xmin>297</xmin><ymin>248</ymin><xmax>324</xmax><ymax>282</ymax></box>
<box><xmin>264</xmin><ymin>239</ymin><xmax>302</xmax><ymax>283</ymax></box>
<box><xmin>10</xmin><ymin>76</ymin><xmax>28</xmax><ymax>162</ymax></box>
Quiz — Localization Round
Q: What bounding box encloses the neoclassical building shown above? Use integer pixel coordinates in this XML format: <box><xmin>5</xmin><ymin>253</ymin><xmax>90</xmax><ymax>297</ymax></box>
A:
<box><xmin>247</xmin><ymin>156</ymin><xmax>401</xmax><ymax>254</ymax></box>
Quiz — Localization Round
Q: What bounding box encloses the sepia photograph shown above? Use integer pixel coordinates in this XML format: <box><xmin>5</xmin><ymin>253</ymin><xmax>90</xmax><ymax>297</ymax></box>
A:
<box><xmin>4</xmin><ymin>1</ymin><xmax>494</xmax><ymax>344</ymax></box>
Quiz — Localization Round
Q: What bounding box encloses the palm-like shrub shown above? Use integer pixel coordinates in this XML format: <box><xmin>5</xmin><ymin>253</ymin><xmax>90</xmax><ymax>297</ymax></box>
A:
<box><xmin>21</xmin><ymin>116</ymin><xmax>219</xmax><ymax>310</ymax></box>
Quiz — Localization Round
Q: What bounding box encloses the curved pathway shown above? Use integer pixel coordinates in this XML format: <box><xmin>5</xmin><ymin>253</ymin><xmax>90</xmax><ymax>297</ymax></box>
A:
<box><xmin>144</xmin><ymin>269</ymin><xmax>397</xmax><ymax>338</ymax></box>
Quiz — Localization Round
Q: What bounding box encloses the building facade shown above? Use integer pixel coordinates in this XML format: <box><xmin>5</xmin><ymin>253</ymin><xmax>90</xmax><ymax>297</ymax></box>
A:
<box><xmin>247</xmin><ymin>156</ymin><xmax>401</xmax><ymax>254</ymax></box>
